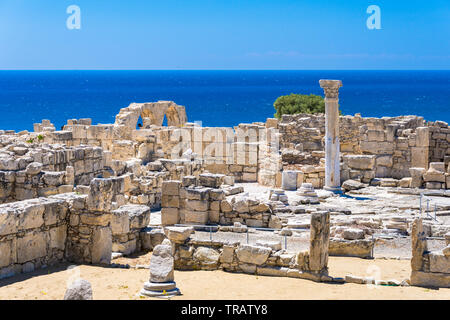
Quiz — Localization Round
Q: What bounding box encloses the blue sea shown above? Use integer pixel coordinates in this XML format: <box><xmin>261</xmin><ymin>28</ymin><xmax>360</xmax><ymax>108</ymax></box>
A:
<box><xmin>0</xmin><ymin>70</ymin><xmax>449</xmax><ymax>132</ymax></box>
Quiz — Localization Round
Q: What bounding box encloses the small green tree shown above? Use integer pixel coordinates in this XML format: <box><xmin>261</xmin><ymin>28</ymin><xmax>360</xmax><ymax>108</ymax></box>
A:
<box><xmin>273</xmin><ymin>93</ymin><xmax>326</xmax><ymax>119</ymax></box>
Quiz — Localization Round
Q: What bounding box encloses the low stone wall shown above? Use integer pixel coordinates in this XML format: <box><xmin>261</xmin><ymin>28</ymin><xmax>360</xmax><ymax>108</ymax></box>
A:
<box><xmin>410</xmin><ymin>218</ymin><xmax>450</xmax><ymax>288</ymax></box>
<box><xmin>111</xmin><ymin>204</ymin><xmax>151</xmax><ymax>255</ymax></box>
<box><xmin>164</xmin><ymin>211</ymin><xmax>332</xmax><ymax>282</ymax></box>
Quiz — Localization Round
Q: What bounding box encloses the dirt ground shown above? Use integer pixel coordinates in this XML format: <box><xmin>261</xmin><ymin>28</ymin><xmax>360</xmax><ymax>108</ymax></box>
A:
<box><xmin>0</xmin><ymin>253</ymin><xmax>449</xmax><ymax>300</ymax></box>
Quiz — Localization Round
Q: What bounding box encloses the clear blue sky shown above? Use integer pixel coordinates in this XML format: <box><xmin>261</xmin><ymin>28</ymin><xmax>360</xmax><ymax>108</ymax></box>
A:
<box><xmin>0</xmin><ymin>0</ymin><xmax>449</xmax><ymax>69</ymax></box>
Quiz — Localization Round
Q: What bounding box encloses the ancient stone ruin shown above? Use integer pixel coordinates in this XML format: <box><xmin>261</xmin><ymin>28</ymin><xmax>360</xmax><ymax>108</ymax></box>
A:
<box><xmin>1</xmin><ymin>81</ymin><xmax>449</xmax><ymax>293</ymax></box>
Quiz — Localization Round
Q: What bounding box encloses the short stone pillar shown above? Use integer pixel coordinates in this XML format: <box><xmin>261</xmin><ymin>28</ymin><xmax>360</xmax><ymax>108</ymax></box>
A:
<box><xmin>319</xmin><ymin>79</ymin><xmax>343</xmax><ymax>192</ymax></box>
<box><xmin>140</xmin><ymin>240</ymin><xmax>181</xmax><ymax>298</ymax></box>
<box><xmin>309</xmin><ymin>211</ymin><xmax>330</xmax><ymax>273</ymax></box>
<box><xmin>411</xmin><ymin>218</ymin><xmax>428</xmax><ymax>272</ymax></box>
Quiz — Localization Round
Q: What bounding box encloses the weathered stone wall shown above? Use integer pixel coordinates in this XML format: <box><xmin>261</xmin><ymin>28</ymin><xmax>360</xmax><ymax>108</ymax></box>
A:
<box><xmin>0</xmin><ymin>142</ymin><xmax>104</xmax><ymax>204</ymax></box>
<box><xmin>0</xmin><ymin>196</ymin><xmax>68</xmax><ymax>279</ymax></box>
<box><xmin>150</xmin><ymin>124</ymin><xmax>269</xmax><ymax>183</ymax></box>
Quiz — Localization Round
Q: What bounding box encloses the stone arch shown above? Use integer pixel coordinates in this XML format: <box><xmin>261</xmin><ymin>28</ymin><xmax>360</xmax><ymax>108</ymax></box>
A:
<box><xmin>115</xmin><ymin>101</ymin><xmax>187</xmax><ymax>130</ymax></box>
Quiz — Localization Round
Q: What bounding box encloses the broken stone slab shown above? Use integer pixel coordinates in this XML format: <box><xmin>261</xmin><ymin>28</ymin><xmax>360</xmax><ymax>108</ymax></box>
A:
<box><xmin>345</xmin><ymin>274</ymin><xmax>367</xmax><ymax>284</ymax></box>
<box><xmin>64</xmin><ymin>279</ymin><xmax>93</xmax><ymax>300</ymax></box>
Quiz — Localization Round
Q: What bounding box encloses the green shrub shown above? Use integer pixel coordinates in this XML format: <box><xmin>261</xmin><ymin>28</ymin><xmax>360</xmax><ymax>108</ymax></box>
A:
<box><xmin>273</xmin><ymin>93</ymin><xmax>326</xmax><ymax>119</ymax></box>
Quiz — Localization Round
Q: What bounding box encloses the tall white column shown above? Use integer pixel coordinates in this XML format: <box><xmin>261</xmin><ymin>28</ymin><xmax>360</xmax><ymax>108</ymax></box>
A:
<box><xmin>319</xmin><ymin>79</ymin><xmax>343</xmax><ymax>192</ymax></box>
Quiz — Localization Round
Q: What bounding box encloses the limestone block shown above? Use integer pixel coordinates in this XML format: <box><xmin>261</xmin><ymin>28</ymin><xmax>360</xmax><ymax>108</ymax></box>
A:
<box><xmin>255</xmin><ymin>240</ymin><xmax>282</xmax><ymax>251</ymax></box>
<box><xmin>161</xmin><ymin>208</ymin><xmax>179</xmax><ymax>226</ymax></box>
<box><xmin>86</xmin><ymin>178</ymin><xmax>114</xmax><ymax>212</ymax></box>
<box><xmin>0</xmin><ymin>241</ymin><xmax>12</xmax><ymax>268</ymax></box>
<box><xmin>429</xmin><ymin>162</ymin><xmax>445</xmax><ymax>172</ymax></box>
<box><xmin>409</xmin><ymin>167</ymin><xmax>426</xmax><ymax>188</ymax></box>
<box><xmin>256</xmin><ymin>266</ymin><xmax>288</xmax><ymax>277</ymax></box>
<box><xmin>183</xmin><ymin>210</ymin><xmax>208</xmax><ymax>224</ymax></box>
<box><xmin>376</xmin><ymin>155</ymin><xmax>393</xmax><ymax>167</ymax></box>
<box><xmin>164</xmin><ymin>226</ymin><xmax>194</xmax><ymax>243</ymax></box>
<box><xmin>91</xmin><ymin>227</ymin><xmax>112</xmax><ymax>264</ymax></box>
<box><xmin>161</xmin><ymin>194</ymin><xmax>180</xmax><ymax>208</ymax></box>
<box><xmin>110</xmin><ymin>210</ymin><xmax>130</xmax><ymax>235</ymax></box>
<box><xmin>281</xmin><ymin>170</ymin><xmax>297</xmax><ymax>191</ymax></box>
<box><xmin>236</xmin><ymin>244</ymin><xmax>271</xmax><ymax>265</ymax></box>
<box><xmin>182</xmin><ymin>175</ymin><xmax>197</xmax><ymax>187</ymax></box>
<box><xmin>199</xmin><ymin>173</ymin><xmax>224</xmax><ymax>188</ymax></box>
<box><xmin>185</xmin><ymin>200</ymin><xmax>208</xmax><ymax>212</ymax></box>
<box><xmin>193</xmin><ymin>247</ymin><xmax>220</xmax><ymax>269</ymax></box>
<box><xmin>242</xmin><ymin>172</ymin><xmax>257</xmax><ymax>182</ymax></box>
<box><xmin>411</xmin><ymin>218</ymin><xmax>428</xmax><ymax>271</ymax></box>
<box><xmin>112</xmin><ymin>239</ymin><xmax>136</xmax><ymax>256</ymax></box>
<box><xmin>180</xmin><ymin>187</ymin><xmax>209</xmax><ymax>201</ymax></box>
<box><xmin>329</xmin><ymin>238</ymin><xmax>373</xmax><ymax>259</ymax></box>
<box><xmin>443</xmin><ymin>245</ymin><xmax>450</xmax><ymax>256</ymax></box>
<box><xmin>220</xmin><ymin>200</ymin><xmax>233</xmax><ymax>213</ymax></box>
<box><xmin>233</xmin><ymin>198</ymin><xmax>249</xmax><ymax>213</ymax></box>
<box><xmin>343</xmin><ymin>155</ymin><xmax>375</xmax><ymax>170</ymax></box>
<box><xmin>309</xmin><ymin>211</ymin><xmax>330</xmax><ymax>272</ymax></box>
<box><xmin>239</xmin><ymin>263</ymin><xmax>257</xmax><ymax>274</ymax></box>
<box><xmin>428</xmin><ymin>252</ymin><xmax>450</xmax><ymax>274</ymax></box>
<box><xmin>342</xmin><ymin>228</ymin><xmax>365</xmax><ymax>240</ymax></box>
<box><xmin>265</xmin><ymin>118</ymin><xmax>278</xmax><ymax>129</ymax></box>
<box><xmin>423</xmin><ymin>170</ymin><xmax>445</xmax><ymax>183</ymax></box>
<box><xmin>426</xmin><ymin>182</ymin><xmax>443</xmax><ymax>189</ymax></box>
<box><xmin>18</xmin><ymin>203</ymin><xmax>45</xmax><ymax>231</ymax></box>
<box><xmin>208</xmin><ymin>210</ymin><xmax>220</xmax><ymax>223</ymax></box>
<box><xmin>220</xmin><ymin>245</ymin><xmax>235</xmax><ymax>264</ymax></box>
<box><xmin>399</xmin><ymin>177</ymin><xmax>412</xmax><ymax>188</ymax></box>
<box><xmin>367</xmin><ymin>130</ymin><xmax>385</xmax><ymax>142</ymax></box>
<box><xmin>64</xmin><ymin>279</ymin><xmax>93</xmax><ymax>300</ymax></box>
<box><xmin>17</xmin><ymin>232</ymin><xmax>47</xmax><ymax>263</ymax></box>
<box><xmin>411</xmin><ymin>147</ymin><xmax>429</xmax><ymax>169</ymax></box>
<box><xmin>415</xmin><ymin>127</ymin><xmax>430</xmax><ymax>147</ymax></box>
<box><xmin>162</xmin><ymin>180</ymin><xmax>181</xmax><ymax>196</ymax></box>
<box><xmin>150</xmin><ymin>244</ymin><xmax>174</xmax><ymax>283</ymax></box>
<box><xmin>80</xmin><ymin>213</ymin><xmax>110</xmax><ymax>226</ymax></box>
<box><xmin>49</xmin><ymin>225</ymin><xmax>67</xmax><ymax>250</ymax></box>
<box><xmin>410</xmin><ymin>271</ymin><xmax>450</xmax><ymax>288</ymax></box>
